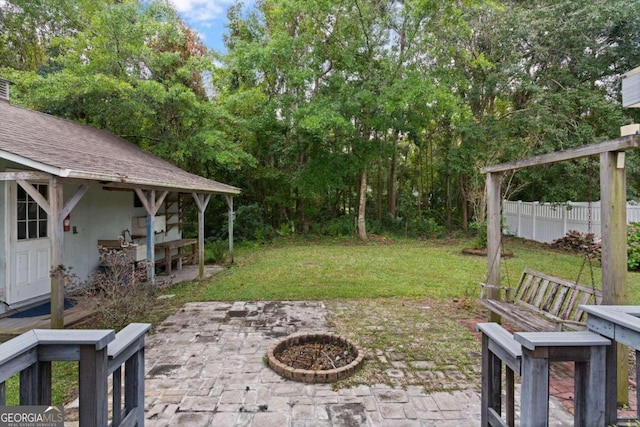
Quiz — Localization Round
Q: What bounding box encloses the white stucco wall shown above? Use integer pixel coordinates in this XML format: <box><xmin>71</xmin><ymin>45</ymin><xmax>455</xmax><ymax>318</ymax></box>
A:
<box><xmin>62</xmin><ymin>185</ymin><xmax>182</xmax><ymax>282</ymax></box>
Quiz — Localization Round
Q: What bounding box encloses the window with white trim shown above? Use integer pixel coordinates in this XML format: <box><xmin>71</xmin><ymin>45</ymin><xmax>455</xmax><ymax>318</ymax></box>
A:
<box><xmin>17</xmin><ymin>184</ymin><xmax>48</xmax><ymax>240</ymax></box>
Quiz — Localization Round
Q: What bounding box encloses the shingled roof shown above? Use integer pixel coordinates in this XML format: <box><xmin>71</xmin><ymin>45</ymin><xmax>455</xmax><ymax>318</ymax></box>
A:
<box><xmin>0</xmin><ymin>99</ymin><xmax>240</xmax><ymax>195</ymax></box>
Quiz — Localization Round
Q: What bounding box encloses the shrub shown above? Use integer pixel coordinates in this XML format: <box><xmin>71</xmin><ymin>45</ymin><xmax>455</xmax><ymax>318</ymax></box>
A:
<box><xmin>323</xmin><ymin>216</ymin><xmax>355</xmax><ymax>236</ymax></box>
<box><xmin>469</xmin><ymin>220</ymin><xmax>488</xmax><ymax>249</ymax></box>
<box><xmin>628</xmin><ymin>223</ymin><xmax>640</xmax><ymax>271</ymax></box>
<box><xmin>204</xmin><ymin>239</ymin><xmax>228</xmax><ymax>264</ymax></box>
<box><xmin>405</xmin><ymin>216</ymin><xmax>446</xmax><ymax>238</ymax></box>
<box><xmin>277</xmin><ymin>222</ymin><xmax>294</xmax><ymax>237</ymax></box>
<box><xmin>233</xmin><ymin>203</ymin><xmax>276</xmax><ymax>243</ymax></box>
<box><xmin>75</xmin><ymin>248</ymin><xmax>157</xmax><ymax>330</ymax></box>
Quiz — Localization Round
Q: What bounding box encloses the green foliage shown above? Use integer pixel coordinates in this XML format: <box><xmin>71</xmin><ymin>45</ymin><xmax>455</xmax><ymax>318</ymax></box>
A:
<box><xmin>6</xmin><ymin>0</ymin><xmax>255</xmax><ymax>178</ymax></box>
<box><xmin>469</xmin><ymin>221</ymin><xmax>488</xmax><ymax>249</ymax></box>
<box><xmin>204</xmin><ymin>240</ymin><xmax>228</xmax><ymax>264</ymax></box>
<box><xmin>318</xmin><ymin>216</ymin><xmax>356</xmax><ymax>237</ymax></box>
<box><xmin>276</xmin><ymin>222</ymin><xmax>294</xmax><ymax>237</ymax></box>
<box><xmin>408</xmin><ymin>217</ymin><xmax>447</xmax><ymax>239</ymax></box>
<box><xmin>233</xmin><ymin>203</ymin><xmax>275</xmax><ymax>242</ymax></box>
<box><xmin>328</xmin><ymin>217</ymin><xmax>356</xmax><ymax>237</ymax></box>
<box><xmin>628</xmin><ymin>223</ymin><xmax>640</xmax><ymax>271</ymax></box>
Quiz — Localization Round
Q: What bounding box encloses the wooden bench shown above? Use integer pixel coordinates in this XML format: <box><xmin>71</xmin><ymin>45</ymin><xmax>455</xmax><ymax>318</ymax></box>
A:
<box><xmin>155</xmin><ymin>239</ymin><xmax>197</xmax><ymax>274</ymax></box>
<box><xmin>479</xmin><ymin>268</ymin><xmax>602</xmax><ymax>332</ymax></box>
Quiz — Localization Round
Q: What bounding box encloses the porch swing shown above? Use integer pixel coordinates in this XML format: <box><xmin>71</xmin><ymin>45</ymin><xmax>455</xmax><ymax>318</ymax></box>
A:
<box><xmin>478</xmin><ymin>157</ymin><xmax>603</xmax><ymax>332</ymax></box>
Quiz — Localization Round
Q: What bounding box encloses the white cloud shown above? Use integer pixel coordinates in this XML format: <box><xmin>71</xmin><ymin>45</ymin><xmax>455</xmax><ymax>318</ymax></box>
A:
<box><xmin>169</xmin><ymin>0</ymin><xmax>234</xmax><ymax>23</ymax></box>
<box><xmin>168</xmin><ymin>0</ymin><xmax>257</xmax><ymax>51</ymax></box>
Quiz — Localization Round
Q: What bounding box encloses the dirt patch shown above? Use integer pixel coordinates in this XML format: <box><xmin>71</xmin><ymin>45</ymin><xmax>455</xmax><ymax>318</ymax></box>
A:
<box><xmin>461</xmin><ymin>247</ymin><xmax>514</xmax><ymax>258</ymax></box>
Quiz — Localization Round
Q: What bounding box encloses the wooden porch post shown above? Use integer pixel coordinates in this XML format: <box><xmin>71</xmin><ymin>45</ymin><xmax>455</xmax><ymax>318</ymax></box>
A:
<box><xmin>486</xmin><ymin>172</ymin><xmax>502</xmax><ymax>322</ymax></box>
<box><xmin>146</xmin><ymin>208</ymin><xmax>155</xmax><ymax>282</ymax></box>
<box><xmin>225</xmin><ymin>195</ymin><xmax>234</xmax><ymax>264</ymax></box>
<box><xmin>600</xmin><ymin>150</ymin><xmax>629</xmax><ymax>405</ymax></box>
<box><xmin>134</xmin><ymin>189</ymin><xmax>168</xmax><ymax>282</ymax></box>
<box><xmin>192</xmin><ymin>193</ymin><xmax>211</xmax><ymax>278</ymax></box>
<box><xmin>14</xmin><ymin>178</ymin><xmax>88</xmax><ymax>329</ymax></box>
<box><xmin>49</xmin><ymin>177</ymin><xmax>64</xmax><ymax>329</ymax></box>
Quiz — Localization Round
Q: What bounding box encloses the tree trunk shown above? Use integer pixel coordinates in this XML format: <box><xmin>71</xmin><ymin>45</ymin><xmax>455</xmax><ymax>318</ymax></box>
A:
<box><xmin>376</xmin><ymin>152</ymin><xmax>383</xmax><ymax>224</ymax></box>
<box><xmin>388</xmin><ymin>132</ymin><xmax>398</xmax><ymax>219</ymax></box>
<box><xmin>417</xmin><ymin>144</ymin><xmax>423</xmax><ymax>227</ymax></box>
<box><xmin>460</xmin><ymin>174</ymin><xmax>468</xmax><ymax>230</ymax></box>
<box><xmin>358</xmin><ymin>168</ymin><xmax>368</xmax><ymax>241</ymax></box>
<box><xmin>445</xmin><ymin>167</ymin><xmax>452</xmax><ymax>230</ymax></box>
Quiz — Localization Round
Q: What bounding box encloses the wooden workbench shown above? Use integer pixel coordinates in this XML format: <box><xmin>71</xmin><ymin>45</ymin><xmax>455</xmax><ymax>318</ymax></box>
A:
<box><xmin>155</xmin><ymin>238</ymin><xmax>197</xmax><ymax>274</ymax></box>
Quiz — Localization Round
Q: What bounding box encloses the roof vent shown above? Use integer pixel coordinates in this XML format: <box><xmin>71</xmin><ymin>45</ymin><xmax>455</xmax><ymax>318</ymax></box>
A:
<box><xmin>0</xmin><ymin>77</ymin><xmax>10</xmax><ymax>102</ymax></box>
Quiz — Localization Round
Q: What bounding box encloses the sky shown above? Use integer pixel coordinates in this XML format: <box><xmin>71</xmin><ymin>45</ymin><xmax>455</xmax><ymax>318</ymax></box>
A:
<box><xmin>169</xmin><ymin>0</ymin><xmax>254</xmax><ymax>53</ymax></box>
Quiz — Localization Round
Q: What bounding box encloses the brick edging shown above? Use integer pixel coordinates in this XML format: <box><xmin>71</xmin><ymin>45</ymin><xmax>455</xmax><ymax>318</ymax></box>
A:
<box><xmin>267</xmin><ymin>333</ymin><xmax>364</xmax><ymax>383</ymax></box>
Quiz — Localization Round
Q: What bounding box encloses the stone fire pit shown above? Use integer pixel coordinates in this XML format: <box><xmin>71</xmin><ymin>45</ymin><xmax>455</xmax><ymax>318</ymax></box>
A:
<box><xmin>267</xmin><ymin>333</ymin><xmax>364</xmax><ymax>383</ymax></box>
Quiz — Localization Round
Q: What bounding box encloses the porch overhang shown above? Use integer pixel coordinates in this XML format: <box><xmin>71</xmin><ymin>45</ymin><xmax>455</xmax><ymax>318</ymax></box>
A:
<box><xmin>0</xmin><ymin>151</ymin><xmax>240</xmax><ymax>196</ymax></box>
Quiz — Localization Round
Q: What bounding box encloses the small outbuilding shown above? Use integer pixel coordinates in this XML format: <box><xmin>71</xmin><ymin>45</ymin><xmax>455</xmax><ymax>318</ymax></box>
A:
<box><xmin>0</xmin><ymin>77</ymin><xmax>240</xmax><ymax>327</ymax></box>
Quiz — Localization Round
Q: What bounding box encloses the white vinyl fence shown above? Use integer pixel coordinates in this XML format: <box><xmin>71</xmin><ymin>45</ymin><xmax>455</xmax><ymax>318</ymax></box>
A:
<box><xmin>503</xmin><ymin>200</ymin><xmax>640</xmax><ymax>243</ymax></box>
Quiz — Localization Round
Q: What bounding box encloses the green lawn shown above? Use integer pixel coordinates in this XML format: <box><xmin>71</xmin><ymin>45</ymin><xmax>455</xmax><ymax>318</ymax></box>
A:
<box><xmin>166</xmin><ymin>236</ymin><xmax>640</xmax><ymax>304</ymax></box>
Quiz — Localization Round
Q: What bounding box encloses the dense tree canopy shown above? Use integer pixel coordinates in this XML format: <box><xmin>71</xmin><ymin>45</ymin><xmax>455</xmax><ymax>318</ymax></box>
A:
<box><xmin>2</xmin><ymin>0</ymin><xmax>639</xmax><ymax>240</ymax></box>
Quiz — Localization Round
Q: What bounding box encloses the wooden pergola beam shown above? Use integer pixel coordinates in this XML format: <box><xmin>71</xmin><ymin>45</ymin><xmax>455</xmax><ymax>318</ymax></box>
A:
<box><xmin>481</xmin><ymin>135</ymin><xmax>640</xmax><ymax>174</ymax></box>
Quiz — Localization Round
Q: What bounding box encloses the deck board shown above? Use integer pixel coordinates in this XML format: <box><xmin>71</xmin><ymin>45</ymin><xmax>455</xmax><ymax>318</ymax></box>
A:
<box><xmin>0</xmin><ymin>304</ymin><xmax>92</xmax><ymax>342</ymax></box>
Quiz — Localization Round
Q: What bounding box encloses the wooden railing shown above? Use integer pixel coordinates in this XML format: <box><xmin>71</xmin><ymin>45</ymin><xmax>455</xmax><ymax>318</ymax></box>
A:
<box><xmin>581</xmin><ymin>305</ymin><xmax>640</xmax><ymax>425</ymax></box>
<box><xmin>478</xmin><ymin>322</ymin><xmax>611</xmax><ymax>426</ymax></box>
<box><xmin>0</xmin><ymin>323</ymin><xmax>151</xmax><ymax>427</ymax></box>
<box><xmin>480</xmin><ymin>307</ymin><xmax>640</xmax><ymax>426</ymax></box>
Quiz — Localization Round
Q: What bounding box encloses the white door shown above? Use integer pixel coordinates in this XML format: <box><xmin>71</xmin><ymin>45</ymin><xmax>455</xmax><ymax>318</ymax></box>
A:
<box><xmin>7</xmin><ymin>182</ymin><xmax>51</xmax><ymax>304</ymax></box>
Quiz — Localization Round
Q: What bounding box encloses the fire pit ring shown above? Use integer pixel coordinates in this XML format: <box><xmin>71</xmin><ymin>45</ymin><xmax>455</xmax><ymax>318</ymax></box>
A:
<box><xmin>267</xmin><ymin>333</ymin><xmax>364</xmax><ymax>383</ymax></box>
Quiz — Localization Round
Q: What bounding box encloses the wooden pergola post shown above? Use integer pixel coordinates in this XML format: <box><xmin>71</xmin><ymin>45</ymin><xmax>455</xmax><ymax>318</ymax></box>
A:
<box><xmin>486</xmin><ymin>172</ymin><xmax>502</xmax><ymax>323</ymax></box>
<box><xmin>600</xmin><ymin>150</ymin><xmax>629</xmax><ymax>405</ymax></box>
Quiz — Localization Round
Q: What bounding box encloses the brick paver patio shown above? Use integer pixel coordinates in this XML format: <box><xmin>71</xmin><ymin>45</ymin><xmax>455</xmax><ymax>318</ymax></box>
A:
<box><xmin>141</xmin><ymin>301</ymin><xmax>574</xmax><ymax>426</ymax></box>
